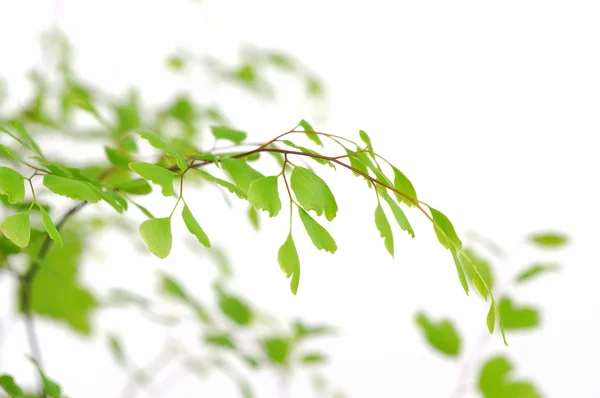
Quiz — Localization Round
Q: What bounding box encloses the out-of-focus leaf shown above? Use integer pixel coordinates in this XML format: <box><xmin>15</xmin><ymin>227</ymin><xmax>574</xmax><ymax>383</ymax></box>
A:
<box><xmin>498</xmin><ymin>297</ymin><xmax>539</xmax><ymax>331</ymax></box>
<box><xmin>415</xmin><ymin>312</ymin><xmax>461</xmax><ymax>357</ymax></box>
<box><xmin>262</xmin><ymin>337</ymin><xmax>290</xmax><ymax>366</ymax></box>
<box><xmin>0</xmin><ymin>167</ymin><xmax>25</xmax><ymax>204</ymax></box>
<box><xmin>528</xmin><ymin>232</ymin><xmax>568</xmax><ymax>248</ymax></box>
<box><xmin>0</xmin><ymin>374</ymin><xmax>24</xmax><ymax>397</ymax></box>
<box><xmin>1</xmin><ymin>212</ymin><xmax>31</xmax><ymax>248</ymax></box>
<box><xmin>479</xmin><ymin>356</ymin><xmax>541</xmax><ymax>398</ymax></box>
<box><xmin>211</xmin><ymin>126</ymin><xmax>247</xmax><ymax>144</ymax></box>
<box><xmin>515</xmin><ymin>263</ymin><xmax>560</xmax><ymax>284</ymax></box>
<box><xmin>218</xmin><ymin>290</ymin><xmax>253</xmax><ymax>326</ymax></box>
<box><xmin>129</xmin><ymin>162</ymin><xmax>175</xmax><ymax>197</ymax></box>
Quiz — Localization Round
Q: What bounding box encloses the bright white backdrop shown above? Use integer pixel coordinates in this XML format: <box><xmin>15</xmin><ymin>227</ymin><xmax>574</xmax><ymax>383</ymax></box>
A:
<box><xmin>0</xmin><ymin>0</ymin><xmax>599</xmax><ymax>397</ymax></box>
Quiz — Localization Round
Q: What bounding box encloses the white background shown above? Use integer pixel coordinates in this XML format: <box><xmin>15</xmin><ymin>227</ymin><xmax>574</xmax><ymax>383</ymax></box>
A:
<box><xmin>1</xmin><ymin>0</ymin><xmax>599</xmax><ymax>397</ymax></box>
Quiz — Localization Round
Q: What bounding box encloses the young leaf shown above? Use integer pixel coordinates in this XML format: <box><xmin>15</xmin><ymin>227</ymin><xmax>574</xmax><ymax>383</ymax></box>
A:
<box><xmin>137</xmin><ymin>131</ymin><xmax>187</xmax><ymax>170</ymax></box>
<box><xmin>129</xmin><ymin>162</ymin><xmax>175</xmax><ymax>197</ymax></box>
<box><xmin>113</xmin><ymin>179</ymin><xmax>152</xmax><ymax>195</ymax></box>
<box><xmin>1</xmin><ymin>212</ymin><xmax>31</xmax><ymax>248</ymax></box>
<box><xmin>381</xmin><ymin>191</ymin><xmax>414</xmax><ymax>238</ymax></box>
<box><xmin>302</xmin><ymin>353</ymin><xmax>327</xmax><ymax>365</ymax></box>
<box><xmin>11</xmin><ymin>121</ymin><xmax>43</xmax><ymax>157</ymax></box>
<box><xmin>193</xmin><ymin>169</ymin><xmax>246</xmax><ymax>199</ymax></box>
<box><xmin>290</xmin><ymin>166</ymin><xmax>338</xmax><ymax>221</ymax></box>
<box><xmin>429</xmin><ymin>207</ymin><xmax>462</xmax><ymax>251</ymax></box>
<box><xmin>374</xmin><ymin>203</ymin><xmax>394</xmax><ymax>257</ymax></box>
<box><xmin>0</xmin><ymin>144</ymin><xmax>20</xmax><ymax>161</ymax></box>
<box><xmin>218</xmin><ymin>291</ymin><xmax>253</xmax><ymax>326</ymax></box>
<box><xmin>415</xmin><ymin>312</ymin><xmax>461</xmax><ymax>357</ymax></box>
<box><xmin>528</xmin><ymin>232</ymin><xmax>568</xmax><ymax>248</ymax></box>
<box><xmin>182</xmin><ymin>205</ymin><xmax>211</xmax><ymax>248</ymax></box>
<box><xmin>392</xmin><ymin>166</ymin><xmax>417</xmax><ymax>207</ymax></box>
<box><xmin>281</xmin><ymin>140</ymin><xmax>334</xmax><ymax>168</ymax></box>
<box><xmin>104</xmin><ymin>146</ymin><xmax>132</xmax><ymax>169</ymax></box>
<box><xmin>298</xmin><ymin>208</ymin><xmax>337</xmax><ymax>253</ymax></box>
<box><xmin>515</xmin><ymin>263</ymin><xmax>560</xmax><ymax>284</ymax></box>
<box><xmin>138</xmin><ymin>217</ymin><xmax>172</xmax><ymax>259</ymax></box>
<box><xmin>359</xmin><ymin>130</ymin><xmax>373</xmax><ymax>152</ymax></box>
<box><xmin>473</xmin><ymin>273</ymin><xmax>487</xmax><ymax>301</ymax></box>
<box><xmin>291</xmin><ymin>266</ymin><xmax>300</xmax><ymax>295</ymax></box>
<box><xmin>298</xmin><ymin>119</ymin><xmax>322</xmax><ymax>146</ymax></box>
<box><xmin>247</xmin><ymin>176</ymin><xmax>282</xmax><ymax>217</ymax></box>
<box><xmin>28</xmin><ymin>356</ymin><xmax>62</xmax><ymax>398</ymax></box>
<box><xmin>132</xmin><ymin>202</ymin><xmax>155</xmax><ymax>218</ymax></box>
<box><xmin>486</xmin><ymin>303</ymin><xmax>496</xmax><ymax>334</ymax></box>
<box><xmin>498</xmin><ymin>297</ymin><xmax>539</xmax><ymax>330</ymax></box>
<box><xmin>479</xmin><ymin>356</ymin><xmax>542</xmax><ymax>398</ymax></box>
<box><xmin>452</xmin><ymin>251</ymin><xmax>470</xmax><ymax>295</ymax></box>
<box><xmin>262</xmin><ymin>337</ymin><xmax>290</xmax><ymax>366</ymax></box>
<box><xmin>43</xmin><ymin>175</ymin><xmax>102</xmax><ymax>203</ymax></box>
<box><xmin>345</xmin><ymin>149</ymin><xmax>372</xmax><ymax>186</ymax></box>
<box><xmin>0</xmin><ymin>374</ymin><xmax>24</xmax><ymax>397</ymax></box>
<box><xmin>204</xmin><ymin>333</ymin><xmax>237</xmax><ymax>350</ymax></box>
<box><xmin>107</xmin><ymin>334</ymin><xmax>126</xmax><ymax>365</ymax></box>
<box><xmin>38</xmin><ymin>205</ymin><xmax>63</xmax><ymax>246</ymax></box>
<box><xmin>211</xmin><ymin>126</ymin><xmax>247</xmax><ymax>144</ymax></box>
<box><xmin>221</xmin><ymin>158</ymin><xmax>264</xmax><ymax>195</ymax></box>
<box><xmin>248</xmin><ymin>205</ymin><xmax>259</xmax><ymax>230</ymax></box>
<box><xmin>278</xmin><ymin>233</ymin><xmax>300</xmax><ymax>277</ymax></box>
<box><xmin>0</xmin><ymin>167</ymin><xmax>25</xmax><ymax>204</ymax></box>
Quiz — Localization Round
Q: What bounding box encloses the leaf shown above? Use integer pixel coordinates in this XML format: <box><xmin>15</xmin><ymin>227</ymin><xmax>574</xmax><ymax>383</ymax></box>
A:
<box><xmin>460</xmin><ymin>248</ymin><xmax>495</xmax><ymax>292</ymax></box>
<box><xmin>293</xmin><ymin>322</ymin><xmax>335</xmax><ymax>340</ymax></box>
<box><xmin>160</xmin><ymin>273</ymin><xmax>189</xmax><ymax>301</ymax></box>
<box><xmin>0</xmin><ymin>144</ymin><xmax>20</xmax><ymax>161</ymax></box>
<box><xmin>291</xmin><ymin>267</ymin><xmax>300</xmax><ymax>295</ymax></box>
<box><xmin>0</xmin><ymin>374</ymin><xmax>24</xmax><ymax>397</ymax></box>
<box><xmin>345</xmin><ymin>149</ymin><xmax>372</xmax><ymax>186</ymax></box>
<box><xmin>429</xmin><ymin>207</ymin><xmax>462</xmax><ymax>251</ymax></box>
<box><xmin>193</xmin><ymin>169</ymin><xmax>246</xmax><ymax>199</ymax></box>
<box><xmin>137</xmin><ymin>131</ymin><xmax>187</xmax><ymax>170</ymax></box>
<box><xmin>515</xmin><ymin>263</ymin><xmax>560</xmax><ymax>284</ymax></box>
<box><xmin>415</xmin><ymin>312</ymin><xmax>461</xmax><ymax>357</ymax></box>
<box><xmin>211</xmin><ymin>126</ymin><xmax>247</xmax><ymax>144</ymax></box>
<box><xmin>10</xmin><ymin>121</ymin><xmax>43</xmax><ymax>157</ymax></box>
<box><xmin>221</xmin><ymin>158</ymin><xmax>264</xmax><ymax>195</ymax></box>
<box><xmin>248</xmin><ymin>206</ymin><xmax>259</xmax><ymax>230</ymax></box>
<box><xmin>247</xmin><ymin>176</ymin><xmax>281</xmax><ymax>217</ymax></box>
<box><xmin>498</xmin><ymin>297</ymin><xmax>539</xmax><ymax>330</ymax></box>
<box><xmin>359</xmin><ymin>129</ymin><xmax>373</xmax><ymax>152</ymax></box>
<box><xmin>298</xmin><ymin>209</ymin><xmax>337</xmax><ymax>253</ymax></box>
<box><xmin>487</xmin><ymin>303</ymin><xmax>496</xmax><ymax>334</ymax></box>
<box><xmin>479</xmin><ymin>356</ymin><xmax>541</xmax><ymax>398</ymax></box>
<box><xmin>381</xmin><ymin>191</ymin><xmax>414</xmax><ymax>238</ymax></box>
<box><xmin>473</xmin><ymin>273</ymin><xmax>487</xmax><ymax>301</ymax></box>
<box><xmin>38</xmin><ymin>205</ymin><xmax>62</xmax><ymax>246</ymax></box>
<box><xmin>138</xmin><ymin>217</ymin><xmax>172</xmax><ymax>259</ymax></box>
<box><xmin>302</xmin><ymin>353</ymin><xmax>327</xmax><ymax>365</ymax></box>
<box><xmin>129</xmin><ymin>162</ymin><xmax>175</xmax><ymax>197</ymax></box>
<box><xmin>0</xmin><ymin>167</ymin><xmax>25</xmax><ymax>204</ymax></box>
<box><xmin>528</xmin><ymin>232</ymin><xmax>568</xmax><ymax>248</ymax></box>
<box><xmin>297</xmin><ymin>119</ymin><xmax>322</xmax><ymax>146</ymax></box>
<box><xmin>290</xmin><ymin>166</ymin><xmax>338</xmax><ymax>221</ymax></box>
<box><xmin>452</xmin><ymin>251</ymin><xmax>470</xmax><ymax>295</ymax></box>
<box><xmin>132</xmin><ymin>202</ymin><xmax>154</xmax><ymax>218</ymax></box>
<box><xmin>218</xmin><ymin>291</ymin><xmax>253</xmax><ymax>326</ymax></box>
<box><xmin>107</xmin><ymin>334</ymin><xmax>126</xmax><ymax>365</ymax></box>
<box><xmin>113</xmin><ymin>179</ymin><xmax>152</xmax><ymax>195</ymax></box>
<box><xmin>182</xmin><ymin>205</ymin><xmax>211</xmax><ymax>248</ymax></box>
<box><xmin>281</xmin><ymin>140</ymin><xmax>334</xmax><ymax>168</ymax></box>
<box><xmin>278</xmin><ymin>233</ymin><xmax>301</xmax><ymax>295</ymax></box>
<box><xmin>203</xmin><ymin>333</ymin><xmax>236</xmax><ymax>350</ymax></box>
<box><xmin>28</xmin><ymin>356</ymin><xmax>62</xmax><ymax>398</ymax></box>
<box><xmin>1</xmin><ymin>212</ymin><xmax>31</xmax><ymax>248</ymax></box>
<box><xmin>392</xmin><ymin>166</ymin><xmax>417</xmax><ymax>207</ymax></box>
<box><xmin>191</xmin><ymin>152</ymin><xmax>220</xmax><ymax>166</ymax></box>
<box><xmin>42</xmin><ymin>175</ymin><xmax>102</xmax><ymax>203</ymax></box>
<box><xmin>104</xmin><ymin>146</ymin><xmax>132</xmax><ymax>169</ymax></box>
<box><xmin>262</xmin><ymin>337</ymin><xmax>290</xmax><ymax>366</ymax></box>
<box><xmin>375</xmin><ymin>203</ymin><xmax>394</xmax><ymax>257</ymax></box>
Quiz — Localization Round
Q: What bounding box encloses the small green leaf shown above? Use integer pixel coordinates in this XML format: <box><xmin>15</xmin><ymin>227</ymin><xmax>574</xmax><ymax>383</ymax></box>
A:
<box><xmin>452</xmin><ymin>251</ymin><xmax>469</xmax><ymax>295</ymax></box>
<box><xmin>137</xmin><ymin>131</ymin><xmax>187</xmax><ymax>170</ymax></box>
<box><xmin>487</xmin><ymin>303</ymin><xmax>496</xmax><ymax>334</ymax></box>
<box><xmin>345</xmin><ymin>149</ymin><xmax>372</xmax><ymax>186</ymax></box>
<box><xmin>262</xmin><ymin>337</ymin><xmax>290</xmax><ymax>366</ymax></box>
<box><xmin>297</xmin><ymin>119</ymin><xmax>322</xmax><ymax>146</ymax></box>
<box><xmin>182</xmin><ymin>205</ymin><xmax>210</xmax><ymax>248</ymax></box>
<box><xmin>138</xmin><ymin>217</ymin><xmax>172</xmax><ymax>259</ymax></box>
<box><xmin>281</xmin><ymin>140</ymin><xmax>334</xmax><ymax>168</ymax></box>
<box><xmin>473</xmin><ymin>273</ymin><xmax>487</xmax><ymax>301</ymax></box>
<box><xmin>291</xmin><ymin>267</ymin><xmax>300</xmax><ymax>295</ymax></box>
<box><xmin>0</xmin><ymin>144</ymin><xmax>20</xmax><ymax>161</ymax></box>
<box><xmin>107</xmin><ymin>334</ymin><xmax>126</xmax><ymax>365</ymax></box>
<box><xmin>43</xmin><ymin>175</ymin><xmax>102</xmax><ymax>203</ymax></box>
<box><xmin>498</xmin><ymin>297</ymin><xmax>539</xmax><ymax>330</ymax></box>
<box><xmin>204</xmin><ymin>333</ymin><xmax>236</xmax><ymax>350</ymax></box>
<box><xmin>278</xmin><ymin>233</ymin><xmax>301</xmax><ymax>295</ymax></box>
<box><xmin>104</xmin><ymin>146</ymin><xmax>132</xmax><ymax>169</ymax></box>
<box><xmin>221</xmin><ymin>158</ymin><xmax>264</xmax><ymax>195</ymax></box>
<box><xmin>298</xmin><ymin>208</ymin><xmax>337</xmax><ymax>253</ymax></box>
<box><xmin>11</xmin><ymin>121</ymin><xmax>43</xmax><ymax>157</ymax></box>
<box><xmin>160</xmin><ymin>273</ymin><xmax>189</xmax><ymax>301</ymax></box>
<box><xmin>460</xmin><ymin>248</ymin><xmax>495</xmax><ymax>292</ymax></box>
<box><xmin>1</xmin><ymin>212</ymin><xmax>31</xmax><ymax>248</ymax></box>
<box><xmin>0</xmin><ymin>374</ymin><xmax>24</xmax><ymax>397</ymax></box>
<box><xmin>211</xmin><ymin>126</ymin><xmax>247</xmax><ymax>144</ymax></box>
<box><xmin>515</xmin><ymin>263</ymin><xmax>560</xmax><ymax>284</ymax></box>
<box><xmin>132</xmin><ymin>202</ymin><xmax>155</xmax><ymax>218</ymax></box>
<box><xmin>218</xmin><ymin>291</ymin><xmax>253</xmax><ymax>326</ymax></box>
<box><xmin>38</xmin><ymin>205</ymin><xmax>62</xmax><ymax>246</ymax></box>
<box><xmin>193</xmin><ymin>169</ymin><xmax>245</xmax><ymax>199</ymax></box>
<box><xmin>28</xmin><ymin>356</ymin><xmax>62</xmax><ymax>397</ymax></box>
<box><xmin>247</xmin><ymin>176</ymin><xmax>281</xmax><ymax>217</ymax></box>
<box><xmin>415</xmin><ymin>312</ymin><xmax>461</xmax><ymax>357</ymax></box>
<box><xmin>429</xmin><ymin>207</ymin><xmax>462</xmax><ymax>251</ymax></box>
<box><xmin>358</xmin><ymin>129</ymin><xmax>373</xmax><ymax>152</ymax></box>
<box><xmin>0</xmin><ymin>167</ymin><xmax>25</xmax><ymax>204</ymax></box>
<box><xmin>113</xmin><ymin>179</ymin><xmax>152</xmax><ymax>195</ymax></box>
<box><xmin>528</xmin><ymin>232</ymin><xmax>568</xmax><ymax>248</ymax></box>
<box><xmin>479</xmin><ymin>356</ymin><xmax>541</xmax><ymax>398</ymax></box>
<box><xmin>129</xmin><ymin>162</ymin><xmax>175</xmax><ymax>197</ymax></box>
<box><xmin>191</xmin><ymin>152</ymin><xmax>220</xmax><ymax>166</ymax></box>
<box><xmin>392</xmin><ymin>166</ymin><xmax>417</xmax><ymax>207</ymax></box>
<box><xmin>381</xmin><ymin>191</ymin><xmax>414</xmax><ymax>238</ymax></box>
<box><xmin>248</xmin><ymin>206</ymin><xmax>259</xmax><ymax>230</ymax></box>
<box><xmin>301</xmin><ymin>353</ymin><xmax>327</xmax><ymax>365</ymax></box>
<box><xmin>290</xmin><ymin>166</ymin><xmax>338</xmax><ymax>221</ymax></box>
<box><xmin>374</xmin><ymin>203</ymin><xmax>394</xmax><ymax>257</ymax></box>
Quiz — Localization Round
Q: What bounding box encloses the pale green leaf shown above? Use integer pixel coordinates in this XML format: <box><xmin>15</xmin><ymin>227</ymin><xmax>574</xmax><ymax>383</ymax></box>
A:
<box><xmin>221</xmin><ymin>158</ymin><xmax>264</xmax><ymax>195</ymax></box>
<box><xmin>107</xmin><ymin>334</ymin><xmax>126</xmax><ymax>365</ymax></box>
<box><xmin>392</xmin><ymin>166</ymin><xmax>417</xmax><ymax>207</ymax></box>
<box><xmin>479</xmin><ymin>356</ymin><xmax>541</xmax><ymax>398</ymax></box>
<box><xmin>528</xmin><ymin>232</ymin><xmax>568</xmax><ymax>248</ymax></box>
<box><xmin>278</xmin><ymin>233</ymin><xmax>300</xmax><ymax>277</ymax></box>
<box><xmin>297</xmin><ymin>119</ymin><xmax>322</xmax><ymax>146</ymax></box>
<box><xmin>218</xmin><ymin>290</ymin><xmax>253</xmax><ymax>326</ymax></box>
<box><xmin>290</xmin><ymin>166</ymin><xmax>337</xmax><ymax>221</ymax></box>
<box><xmin>298</xmin><ymin>208</ymin><xmax>337</xmax><ymax>253</ymax></box>
<box><xmin>104</xmin><ymin>146</ymin><xmax>132</xmax><ymax>169</ymax></box>
<box><xmin>452</xmin><ymin>251</ymin><xmax>469</xmax><ymax>295</ymax></box>
<box><xmin>129</xmin><ymin>162</ymin><xmax>175</xmax><ymax>197</ymax></box>
<box><xmin>11</xmin><ymin>121</ymin><xmax>43</xmax><ymax>157</ymax></box>
<box><xmin>358</xmin><ymin>129</ymin><xmax>373</xmax><ymax>152</ymax></box>
<box><xmin>211</xmin><ymin>126</ymin><xmax>247</xmax><ymax>144</ymax></box>
<box><xmin>137</xmin><ymin>131</ymin><xmax>187</xmax><ymax>170</ymax></box>
<box><xmin>415</xmin><ymin>312</ymin><xmax>461</xmax><ymax>357</ymax></box>
<box><xmin>247</xmin><ymin>176</ymin><xmax>281</xmax><ymax>217</ymax></box>
<box><xmin>429</xmin><ymin>207</ymin><xmax>462</xmax><ymax>251</ymax></box>
<box><xmin>0</xmin><ymin>167</ymin><xmax>25</xmax><ymax>204</ymax></box>
<box><xmin>498</xmin><ymin>297</ymin><xmax>539</xmax><ymax>330</ymax></box>
<box><xmin>374</xmin><ymin>203</ymin><xmax>394</xmax><ymax>257</ymax></box>
<box><xmin>38</xmin><ymin>205</ymin><xmax>62</xmax><ymax>246</ymax></box>
<box><xmin>1</xmin><ymin>212</ymin><xmax>30</xmax><ymax>248</ymax></box>
<box><xmin>182</xmin><ymin>205</ymin><xmax>210</xmax><ymax>248</ymax></box>
<box><xmin>515</xmin><ymin>263</ymin><xmax>560</xmax><ymax>284</ymax></box>
<box><xmin>302</xmin><ymin>353</ymin><xmax>327</xmax><ymax>365</ymax></box>
<box><xmin>139</xmin><ymin>217</ymin><xmax>172</xmax><ymax>259</ymax></box>
<box><xmin>193</xmin><ymin>169</ymin><xmax>245</xmax><ymax>199</ymax></box>
<box><xmin>113</xmin><ymin>179</ymin><xmax>152</xmax><ymax>195</ymax></box>
<box><xmin>381</xmin><ymin>191</ymin><xmax>414</xmax><ymax>238</ymax></box>
<box><xmin>43</xmin><ymin>175</ymin><xmax>102</xmax><ymax>203</ymax></box>
<box><xmin>263</xmin><ymin>337</ymin><xmax>290</xmax><ymax>366</ymax></box>
<box><xmin>248</xmin><ymin>205</ymin><xmax>259</xmax><ymax>230</ymax></box>
<box><xmin>473</xmin><ymin>273</ymin><xmax>487</xmax><ymax>301</ymax></box>
<box><xmin>487</xmin><ymin>303</ymin><xmax>496</xmax><ymax>334</ymax></box>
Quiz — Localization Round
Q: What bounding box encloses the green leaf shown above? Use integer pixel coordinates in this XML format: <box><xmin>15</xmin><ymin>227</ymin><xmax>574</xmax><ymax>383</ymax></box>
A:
<box><xmin>132</xmin><ymin>202</ymin><xmax>155</xmax><ymax>218</ymax></box>
<box><xmin>42</xmin><ymin>175</ymin><xmax>102</xmax><ymax>203</ymax></box>
<box><xmin>358</xmin><ymin>129</ymin><xmax>373</xmax><ymax>152</ymax></box>
<box><xmin>291</xmin><ymin>267</ymin><xmax>300</xmax><ymax>295</ymax></box>
<box><xmin>0</xmin><ymin>374</ymin><xmax>24</xmax><ymax>398</ymax></box>
<box><xmin>479</xmin><ymin>356</ymin><xmax>541</xmax><ymax>398</ymax></box>
<box><xmin>528</xmin><ymin>232</ymin><xmax>568</xmax><ymax>248</ymax></box>
<box><xmin>0</xmin><ymin>144</ymin><xmax>20</xmax><ymax>161</ymax></box>
<box><xmin>515</xmin><ymin>263</ymin><xmax>560</xmax><ymax>284</ymax></box>
<box><xmin>392</xmin><ymin>166</ymin><xmax>417</xmax><ymax>207</ymax></box>
<box><xmin>429</xmin><ymin>207</ymin><xmax>462</xmax><ymax>251</ymax></box>
<box><xmin>182</xmin><ymin>205</ymin><xmax>211</xmax><ymax>248</ymax></box>
<box><xmin>290</xmin><ymin>166</ymin><xmax>338</xmax><ymax>221</ymax></box>
<box><xmin>247</xmin><ymin>176</ymin><xmax>281</xmax><ymax>217</ymax></box>
<box><xmin>415</xmin><ymin>312</ymin><xmax>461</xmax><ymax>357</ymax></box>
<box><xmin>129</xmin><ymin>162</ymin><xmax>175</xmax><ymax>197</ymax></box>
<box><xmin>204</xmin><ymin>333</ymin><xmax>237</xmax><ymax>350</ymax></box>
<box><xmin>375</xmin><ymin>203</ymin><xmax>394</xmax><ymax>257</ymax></box>
<box><xmin>211</xmin><ymin>126</ymin><xmax>247</xmax><ymax>144</ymax></box>
<box><xmin>460</xmin><ymin>248</ymin><xmax>495</xmax><ymax>292</ymax></box>
<box><xmin>1</xmin><ymin>212</ymin><xmax>31</xmax><ymax>248</ymax></box>
<box><xmin>113</xmin><ymin>179</ymin><xmax>152</xmax><ymax>195</ymax></box>
<box><xmin>160</xmin><ymin>273</ymin><xmax>189</xmax><ymax>301</ymax></box>
<box><xmin>221</xmin><ymin>158</ymin><xmax>264</xmax><ymax>195</ymax></box>
<box><xmin>262</xmin><ymin>337</ymin><xmax>290</xmax><ymax>366</ymax></box>
<box><xmin>193</xmin><ymin>169</ymin><xmax>246</xmax><ymax>199</ymax></box>
<box><xmin>452</xmin><ymin>251</ymin><xmax>469</xmax><ymax>295</ymax></box>
<box><xmin>107</xmin><ymin>334</ymin><xmax>126</xmax><ymax>365</ymax></box>
<box><xmin>293</xmin><ymin>322</ymin><xmax>335</xmax><ymax>340</ymax></box>
<box><xmin>487</xmin><ymin>303</ymin><xmax>496</xmax><ymax>334</ymax></box>
<box><xmin>28</xmin><ymin>356</ymin><xmax>62</xmax><ymax>398</ymax></box>
<box><xmin>38</xmin><ymin>205</ymin><xmax>62</xmax><ymax>246</ymax></box>
<box><xmin>139</xmin><ymin>217</ymin><xmax>172</xmax><ymax>259</ymax></box>
<box><xmin>0</xmin><ymin>167</ymin><xmax>25</xmax><ymax>204</ymax></box>
<box><xmin>248</xmin><ymin>205</ymin><xmax>259</xmax><ymax>230</ymax></box>
<box><xmin>473</xmin><ymin>273</ymin><xmax>487</xmax><ymax>301</ymax></box>
<box><xmin>297</xmin><ymin>119</ymin><xmax>322</xmax><ymax>146</ymax></box>
<box><xmin>278</xmin><ymin>233</ymin><xmax>301</xmax><ymax>295</ymax></box>
<box><xmin>218</xmin><ymin>290</ymin><xmax>253</xmax><ymax>326</ymax></box>
<box><xmin>281</xmin><ymin>140</ymin><xmax>334</xmax><ymax>168</ymax></box>
<box><xmin>104</xmin><ymin>146</ymin><xmax>132</xmax><ymax>169</ymax></box>
<box><xmin>190</xmin><ymin>152</ymin><xmax>220</xmax><ymax>166</ymax></box>
<box><xmin>137</xmin><ymin>131</ymin><xmax>187</xmax><ymax>170</ymax></box>
<box><xmin>10</xmin><ymin>121</ymin><xmax>43</xmax><ymax>157</ymax></box>
<box><xmin>498</xmin><ymin>297</ymin><xmax>539</xmax><ymax>330</ymax></box>
<box><xmin>298</xmin><ymin>208</ymin><xmax>337</xmax><ymax>253</ymax></box>
<box><xmin>381</xmin><ymin>191</ymin><xmax>414</xmax><ymax>238</ymax></box>
<box><xmin>345</xmin><ymin>149</ymin><xmax>372</xmax><ymax>186</ymax></box>
<box><xmin>301</xmin><ymin>353</ymin><xmax>327</xmax><ymax>365</ymax></box>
